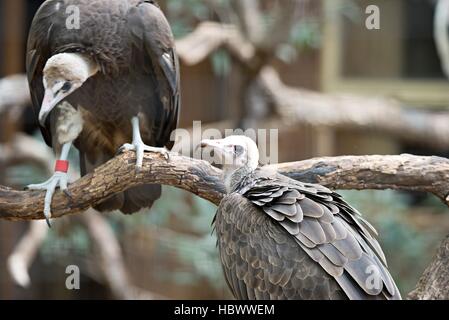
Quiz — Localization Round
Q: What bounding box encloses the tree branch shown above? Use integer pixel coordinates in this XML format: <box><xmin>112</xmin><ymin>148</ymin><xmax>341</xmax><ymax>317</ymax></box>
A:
<box><xmin>408</xmin><ymin>234</ymin><xmax>449</xmax><ymax>300</ymax></box>
<box><xmin>271</xmin><ymin>154</ymin><xmax>449</xmax><ymax>204</ymax></box>
<box><xmin>6</xmin><ymin>220</ymin><xmax>48</xmax><ymax>287</ymax></box>
<box><xmin>1</xmin><ymin>152</ymin><xmax>448</xmax><ymax>222</ymax></box>
<box><xmin>259</xmin><ymin>67</ymin><xmax>449</xmax><ymax>152</ymax></box>
<box><xmin>176</xmin><ymin>22</ymin><xmax>256</xmax><ymax>67</ymax></box>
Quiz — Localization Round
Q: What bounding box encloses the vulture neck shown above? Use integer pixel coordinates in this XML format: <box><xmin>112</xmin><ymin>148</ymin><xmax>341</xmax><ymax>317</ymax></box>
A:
<box><xmin>224</xmin><ymin>165</ymin><xmax>256</xmax><ymax>193</ymax></box>
<box><xmin>69</xmin><ymin>53</ymin><xmax>99</xmax><ymax>77</ymax></box>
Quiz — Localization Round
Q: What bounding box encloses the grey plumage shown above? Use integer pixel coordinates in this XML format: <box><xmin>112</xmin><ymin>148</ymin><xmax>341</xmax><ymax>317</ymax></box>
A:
<box><xmin>27</xmin><ymin>0</ymin><xmax>180</xmax><ymax>214</ymax></box>
<box><xmin>215</xmin><ymin>167</ymin><xmax>402</xmax><ymax>300</ymax></box>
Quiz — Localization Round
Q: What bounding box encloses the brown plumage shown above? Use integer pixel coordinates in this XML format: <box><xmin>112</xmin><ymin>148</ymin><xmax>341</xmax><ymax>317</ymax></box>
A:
<box><xmin>27</xmin><ymin>0</ymin><xmax>180</xmax><ymax>215</ymax></box>
<box><xmin>202</xmin><ymin>136</ymin><xmax>402</xmax><ymax>300</ymax></box>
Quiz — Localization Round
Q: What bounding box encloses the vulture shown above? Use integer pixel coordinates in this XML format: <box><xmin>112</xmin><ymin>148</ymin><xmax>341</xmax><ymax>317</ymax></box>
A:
<box><xmin>26</xmin><ymin>0</ymin><xmax>180</xmax><ymax>226</ymax></box>
<box><xmin>200</xmin><ymin>136</ymin><xmax>401</xmax><ymax>300</ymax></box>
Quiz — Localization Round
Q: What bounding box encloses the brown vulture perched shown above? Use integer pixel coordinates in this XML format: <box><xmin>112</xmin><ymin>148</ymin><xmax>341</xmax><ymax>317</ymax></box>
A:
<box><xmin>26</xmin><ymin>0</ymin><xmax>180</xmax><ymax>226</ymax></box>
<box><xmin>200</xmin><ymin>136</ymin><xmax>401</xmax><ymax>300</ymax></box>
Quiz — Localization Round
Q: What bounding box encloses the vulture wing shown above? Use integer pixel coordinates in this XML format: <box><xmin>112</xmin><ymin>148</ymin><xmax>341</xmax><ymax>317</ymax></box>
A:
<box><xmin>126</xmin><ymin>1</ymin><xmax>181</xmax><ymax>149</ymax></box>
<box><xmin>215</xmin><ymin>171</ymin><xmax>401</xmax><ymax>300</ymax></box>
<box><xmin>26</xmin><ymin>0</ymin><xmax>65</xmax><ymax>146</ymax></box>
<box><xmin>216</xmin><ymin>194</ymin><xmax>347</xmax><ymax>299</ymax></box>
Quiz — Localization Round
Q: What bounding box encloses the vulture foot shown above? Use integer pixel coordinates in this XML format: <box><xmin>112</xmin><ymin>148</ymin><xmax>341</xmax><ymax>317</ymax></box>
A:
<box><xmin>118</xmin><ymin>116</ymin><xmax>170</xmax><ymax>171</ymax></box>
<box><xmin>119</xmin><ymin>142</ymin><xmax>169</xmax><ymax>170</ymax></box>
<box><xmin>26</xmin><ymin>172</ymin><xmax>70</xmax><ymax>228</ymax></box>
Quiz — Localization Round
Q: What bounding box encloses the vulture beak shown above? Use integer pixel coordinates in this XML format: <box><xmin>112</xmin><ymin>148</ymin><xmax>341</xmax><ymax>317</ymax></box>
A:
<box><xmin>199</xmin><ymin>139</ymin><xmax>225</xmax><ymax>152</ymax></box>
<box><xmin>199</xmin><ymin>139</ymin><xmax>228</xmax><ymax>159</ymax></box>
<box><xmin>39</xmin><ymin>82</ymin><xmax>76</xmax><ymax>126</ymax></box>
<box><xmin>39</xmin><ymin>89</ymin><xmax>59</xmax><ymax>126</ymax></box>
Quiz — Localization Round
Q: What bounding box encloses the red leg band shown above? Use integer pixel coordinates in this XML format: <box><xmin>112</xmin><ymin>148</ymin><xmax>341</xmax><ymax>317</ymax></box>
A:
<box><xmin>55</xmin><ymin>160</ymin><xmax>69</xmax><ymax>173</ymax></box>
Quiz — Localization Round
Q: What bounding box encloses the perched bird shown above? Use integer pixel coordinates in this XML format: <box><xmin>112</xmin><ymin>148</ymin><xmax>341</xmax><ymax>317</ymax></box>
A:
<box><xmin>200</xmin><ymin>136</ymin><xmax>401</xmax><ymax>300</ymax></box>
<box><xmin>26</xmin><ymin>0</ymin><xmax>180</xmax><ymax>226</ymax></box>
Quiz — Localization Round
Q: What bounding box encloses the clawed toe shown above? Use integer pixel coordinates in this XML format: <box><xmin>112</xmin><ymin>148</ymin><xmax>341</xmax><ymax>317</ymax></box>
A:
<box><xmin>26</xmin><ymin>172</ymin><xmax>70</xmax><ymax>228</ymax></box>
<box><xmin>117</xmin><ymin>143</ymin><xmax>135</xmax><ymax>155</ymax></box>
<box><xmin>142</xmin><ymin>146</ymin><xmax>170</xmax><ymax>161</ymax></box>
<box><xmin>120</xmin><ymin>139</ymin><xmax>170</xmax><ymax>169</ymax></box>
<box><xmin>44</xmin><ymin>216</ymin><xmax>52</xmax><ymax>228</ymax></box>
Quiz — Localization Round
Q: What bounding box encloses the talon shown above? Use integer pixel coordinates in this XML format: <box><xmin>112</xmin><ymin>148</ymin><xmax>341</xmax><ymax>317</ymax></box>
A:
<box><xmin>45</xmin><ymin>217</ymin><xmax>52</xmax><ymax>228</ymax></box>
<box><xmin>117</xmin><ymin>143</ymin><xmax>134</xmax><ymax>155</ymax></box>
<box><xmin>27</xmin><ymin>170</ymin><xmax>69</xmax><ymax>229</ymax></box>
<box><xmin>117</xmin><ymin>146</ymin><xmax>127</xmax><ymax>155</ymax></box>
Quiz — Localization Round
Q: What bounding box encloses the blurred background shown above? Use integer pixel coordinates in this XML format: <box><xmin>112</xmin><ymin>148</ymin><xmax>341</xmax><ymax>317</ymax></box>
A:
<box><xmin>1</xmin><ymin>0</ymin><xmax>449</xmax><ymax>299</ymax></box>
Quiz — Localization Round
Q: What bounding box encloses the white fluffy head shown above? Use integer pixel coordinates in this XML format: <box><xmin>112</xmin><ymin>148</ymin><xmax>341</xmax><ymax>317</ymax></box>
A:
<box><xmin>43</xmin><ymin>53</ymin><xmax>98</xmax><ymax>89</ymax></box>
<box><xmin>200</xmin><ymin>135</ymin><xmax>260</xmax><ymax>172</ymax></box>
<box><xmin>38</xmin><ymin>53</ymin><xmax>98</xmax><ymax>126</ymax></box>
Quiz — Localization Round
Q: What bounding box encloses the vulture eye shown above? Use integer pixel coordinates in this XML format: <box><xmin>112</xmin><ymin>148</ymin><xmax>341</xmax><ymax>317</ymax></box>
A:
<box><xmin>234</xmin><ymin>145</ymin><xmax>244</xmax><ymax>155</ymax></box>
<box><xmin>61</xmin><ymin>82</ymin><xmax>72</xmax><ymax>92</ymax></box>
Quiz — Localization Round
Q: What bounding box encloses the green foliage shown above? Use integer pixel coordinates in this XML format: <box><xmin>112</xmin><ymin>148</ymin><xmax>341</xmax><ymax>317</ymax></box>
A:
<box><xmin>334</xmin><ymin>0</ymin><xmax>365</xmax><ymax>23</ymax></box>
<box><xmin>289</xmin><ymin>20</ymin><xmax>321</xmax><ymax>49</ymax></box>
<box><xmin>166</xmin><ymin>0</ymin><xmax>213</xmax><ymax>38</ymax></box>
<box><xmin>211</xmin><ymin>49</ymin><xmax>232</xmax><ymax>77</ymax></box>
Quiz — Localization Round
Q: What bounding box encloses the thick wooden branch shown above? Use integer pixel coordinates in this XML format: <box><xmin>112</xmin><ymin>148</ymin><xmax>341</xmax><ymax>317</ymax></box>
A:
<box><xmin>0</xmin><ymin>152</ymin><xmax>224</xmax><ymax>221</ymax></box>
<box><xmin>272</xmin><ymin>154</ymin><xmax>449</xmax><ymax>204</ymax></box>
<box><xmin>1</xmin><ymin>152</ymin><xmax>449</xmax><ymax>222</ymax></box>
<box><xmin>408</xmin><ymin>234</ymin><xmax>449</xmax><ymax>300</ymax></box>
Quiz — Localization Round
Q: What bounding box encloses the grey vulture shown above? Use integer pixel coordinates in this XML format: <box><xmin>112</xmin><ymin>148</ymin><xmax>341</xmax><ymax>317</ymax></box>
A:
<box><xmin>26</xmin><ymin>0</ymin><xmax>180</xmax><ymax>226</ymax></box>
<box><xmin>200</xmin><ymin>136</ymin><xmax>401</xmax><ymax>300</ymax></box>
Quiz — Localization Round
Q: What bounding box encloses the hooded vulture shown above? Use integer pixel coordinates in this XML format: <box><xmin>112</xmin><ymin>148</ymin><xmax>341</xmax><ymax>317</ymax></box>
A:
<box><xmin>26</xmin><ymin>0</ymin><xmax>180</xmax><ymax>226</ymax></box>
<box><xmin>200</xmin><ymin>136</ymin><xmax>401</xmax><ymax>300</ymax></box>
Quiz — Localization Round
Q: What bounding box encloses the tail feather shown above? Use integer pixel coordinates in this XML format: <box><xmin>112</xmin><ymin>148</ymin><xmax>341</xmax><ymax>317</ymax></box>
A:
<box><xmin>93</xmin><ymin>193</ymin><xmax>124</xmax><ymax>212</ymax></box>
<box><xmin>121</xmin><ymin>184</ymin><xmax>162</xmax><ymax>214</ymax></box>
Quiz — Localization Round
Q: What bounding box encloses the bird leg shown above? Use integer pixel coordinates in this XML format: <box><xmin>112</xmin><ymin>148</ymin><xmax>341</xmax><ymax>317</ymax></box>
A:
<box><xmin>119</xmin><ymin>116</ymin><xmax>169</xmax><ymax>170</ymax></box>
<box><xmin>26</xmin><ymin>142</ymin><xmax>72</xmax><ymax>227</ymax></box>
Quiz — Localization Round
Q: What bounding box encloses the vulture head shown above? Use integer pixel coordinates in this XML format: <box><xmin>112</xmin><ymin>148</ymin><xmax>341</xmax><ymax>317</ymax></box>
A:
<box><xmin>40</xmin><ymin>53</ymin><xmax>99</xmax><ymax>125</ymax></box>
<box><xmin>200</xmin><ymin>135</ymin><xmax>259</xmax><ymax>190</ymax></box>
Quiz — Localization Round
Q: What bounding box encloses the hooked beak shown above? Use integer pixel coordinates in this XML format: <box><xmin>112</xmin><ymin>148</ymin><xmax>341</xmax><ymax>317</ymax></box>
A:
<box><xmin>39</xmin><ymin>89</ymin><xmax>64</xmax><ymax>126</ymax></box>
<box><xmin>38</xmin><ymin>82</ymin><xmax>78</xmax><ymax>126</ymax></box>
<box><xmin>199</xmin><ymin>139</ymin><xmax>225</xmax><ymax>152</ymax></box>
<box><xmin>198</xmin><ymin>139</ymin><xmax>229</xmax><ymax>162</ymax></box>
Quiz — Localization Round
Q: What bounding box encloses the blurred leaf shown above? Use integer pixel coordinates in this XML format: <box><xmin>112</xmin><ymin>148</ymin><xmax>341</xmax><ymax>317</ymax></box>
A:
<box><xmin>211</xmin><ymin>49</ymin><xmax>232</xmax><ymax>77</ymax></box>
<box><xmin>275</xmin><ymin>43</ymin><xmax>298</xmax><ymax>64</ymax></box>
<box><xmin>289</xmin><ymin>20</ymin><xmax>321</xmax><ymax>49</ymax></box>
